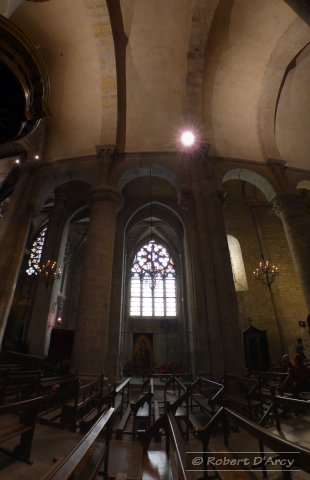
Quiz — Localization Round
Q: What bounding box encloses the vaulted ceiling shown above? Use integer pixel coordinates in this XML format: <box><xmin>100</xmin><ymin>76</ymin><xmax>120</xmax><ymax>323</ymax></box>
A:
<box><xmin>3</xmin><ymin>0</ymin><xmax>310</xmax><ymax>169</ymax></box>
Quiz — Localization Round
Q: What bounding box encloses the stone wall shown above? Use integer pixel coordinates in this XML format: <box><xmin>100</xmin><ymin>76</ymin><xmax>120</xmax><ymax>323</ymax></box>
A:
<box><xmin>223</xmin><ymin>180</ymin><xmax>309</xmax><ymax>364</ymax></box>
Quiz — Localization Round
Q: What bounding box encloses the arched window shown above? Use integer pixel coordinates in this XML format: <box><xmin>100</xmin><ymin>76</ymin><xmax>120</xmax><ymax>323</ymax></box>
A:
<box><xmin>227</xmin><ymin>235</ymin><xmax>248</xmax><ymax>291</ymax></box>
<box><xmin>130</xmin><ymin>240</ymin><xmax>176</xmax><ymax>317</ymax></box>
<box><xmin>26</xmin><ymin>226</ymin><xmax>47</xmax><ymax>275</ymax></box>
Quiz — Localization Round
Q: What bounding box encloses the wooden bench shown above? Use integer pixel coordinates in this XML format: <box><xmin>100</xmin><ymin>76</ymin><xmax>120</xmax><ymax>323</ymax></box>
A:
<box><xmin>164</xmin><ymin>376</ymin><xmax>185</xmax><ymax>404</ymax></box>
<box><xmin>247</xmin><ymin>370</ymin><xmax>291</xmax><ymax>407</ymax></box>
<box><xmin>0</xmin><ymin>370</ymin><xmax>42</xmax><ymax>404</ymax></box>
<box><xmin>191</xmin><ymin>376</ymin><xmax>224</xmax><ymax>415</ymax></box>
<box><xmin>42</xmin><ymin>407</ymin><xmax>115</xmax><ymax>480</ymax></box>
<box><xmin>260</xmin><ymin>392</ymin><xmax>310</xmax><ymax>430</ymax></box>
<box><xmin>196</xmin><ymin>406</ymin><xmax>310</xmax><ymax>480</ymax></box>
<box><xmin>139</xmin><ymin>412</ymin><xmax>196</xmax><ymax>480</ymax></box>
<box><xmin>0</xmin><ymin>395</ymin><xmax>44</xmax><ymax>463</ymax></box>
<box><xmin>165</xmin><ymin>377</ymin><xmax>201</xmax><ymax>439</ymax></box>
<box><xmin>111</xmin><ymin>376</ymin><xmax>131</xmax><ymax>414</ymax></box>
<box><xmin>223</xmin><ymin>374</ymin><xmax>262</xmax><ymax>419</ymax></box>
<box><xmin>131</xmin><ymin>389</ymin><xmax>153</xmax><ymax>440</ymax></box>
<box><xmin>3</xmin><ymin>351</ymin><xmax>47</xmax><ymax>371</ymax></box>
<box><xmin>116</xmin><ymin>404</ymin><xmax>131</xmax><ymax>439</ymax></box>
<box><xmin>60</xmin><ymin>374</ymin><xmax>105</xmax><ymax>432</ymax></box>
<box><xmin>80</xmin><ymin>384</ymin><xmax>113</xmax><ymax>434</ymax></box>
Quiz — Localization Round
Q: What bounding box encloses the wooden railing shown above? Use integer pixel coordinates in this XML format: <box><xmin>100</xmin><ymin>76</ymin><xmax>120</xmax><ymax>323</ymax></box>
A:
<box><xmin>259</xmin><ymin>392</ymin><xmax>310</xmax><ymax>430</ymax></box>
<box><xmin>42</xmin><ymin>407</ymin><xmax>115</xmax><ymax>480</ymax></box>
<box><xmin>196</xmin><ymin>406</ymin><xmax>310</xmax><ymax>479</ymax></box>
<box><xmin>0</xmin><ymin>395</ymin><xmax>45</xmax><ymax>463</ymax></box>
<box><xmin>140</xmin><ymin>411</ymin><xmax>196</xmax><ymax>480</ymax></box>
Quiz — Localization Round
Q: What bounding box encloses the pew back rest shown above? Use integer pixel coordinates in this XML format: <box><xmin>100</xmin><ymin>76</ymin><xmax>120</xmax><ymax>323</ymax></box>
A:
<box><xmin>224</xmin><ymin>408</ymin><xmax>310</xmax><ymax>474</ymax></box>
<box><xmin>224</xmin><ymin>374</ymin><xmax>259</xmax><ymax>398</ymax></box>
<box><xmin>0</xmin><ymin>370</ymin><xmax>42</xmax><ymax>403</ymax></box>
<box><xmin>42</xmin><ymin>407</ymin><xmax>115</xmax><ymax>480</ymax></box>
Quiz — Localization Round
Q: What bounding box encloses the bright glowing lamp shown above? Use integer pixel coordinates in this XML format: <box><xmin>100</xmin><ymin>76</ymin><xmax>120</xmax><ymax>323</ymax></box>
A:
<box><xmin>181</xmin><ymin>130</ymin><xmax>195</xmax><ymax>147</ymax></box>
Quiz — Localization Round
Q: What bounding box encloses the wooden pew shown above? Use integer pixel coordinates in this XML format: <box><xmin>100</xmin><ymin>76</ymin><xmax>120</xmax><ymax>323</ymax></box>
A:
<box><xmin>38</xmin><ymin>374</ymin><xmax>80</xmax><ymax>427</ymax></box>
<box><xmin>191</xmin><ymin>376</ymin><xmax>224</xmax><ymax>415</ymax></box>
<box><xmin>60</xmin><ymin>374</ymin><xmax>105</xmax><ymax>432</ymax></box>
<box><xmin>3</xmin><ymin>351</ymin><xmax>47</xmax><ymax>371</ymax></box>
<box><xmin>0</xmin><ymin>395</ymin><xmax>44</xmax><ymax>464</ymax></box>
<box><xmin>247</xmin><ymin>370</ymin><xmax>290</xmax><ymax>393</ymax></box>
<box><xmin>111</xmin><ymin>376</ymin><xmax>131</xmax><ymax>414</ymax></box>
<box><xmin>196</xmin><ymin>406</ymin><xmax>310</xmax><ymax>480</ymax></box>
<box><xmin>223</xmin><ymin>374</ymin><xmax>262</xmax><ymax>419</ymax></box>
<box><xmin>116</xmin><ymin>377</ymin><xmax>153</xmax><ymax>440</ymax></box>
<box><xmin>139</xmin><ymin>412</ymin><xmax>196</xmax><ymax>480</ymax></box>
<box><xmin>260</xmin><ymin>392</ymin><xmax>310</xmax><ymax>430</ymax></box>
<box><xmin>0</xmin><ymin>370</ymin><xmax>42</xmax><ymax>404</ymax></box>
<box><xmin>42</xmin><ymin>407</ymin><xmax>115</xmax><ymax>480</ymax></box>
<box><xmin>80</xmin><ymin>384</ymin><xmax>113</xmax><ymax>434</ymax></box>
<box><xmin>165</xmin><ymin>377</ymin><xmax>201</xmax><ymax>439</ymax></box>
<box><xmin>130</xmin><ymin>389</ymin><xmax>153</xmax><ymax>440</ymax></box>
<box><xmin>164</xmin><ymin>376</ymin><xmax>185</xmax><ymax>404</ymax></box>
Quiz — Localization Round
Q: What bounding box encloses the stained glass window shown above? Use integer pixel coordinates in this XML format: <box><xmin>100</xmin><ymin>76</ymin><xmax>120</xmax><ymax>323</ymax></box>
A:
<box><xmin>26</xmin><ymin>226</ymin><xmax>47</xmax><ymax>275</ymax></box>
<box><xmin>130</xmin><ymin>240</ymin><xmax>176</xmax><ymax>317</ymax></box>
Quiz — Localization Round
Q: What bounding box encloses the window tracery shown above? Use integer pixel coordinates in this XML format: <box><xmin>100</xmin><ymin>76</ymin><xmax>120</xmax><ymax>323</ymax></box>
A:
<box><xmin>26</xmin><ymin>226</ymin><xmax>47</xmax><ymax>275</ymax></box>
<box><xmin>130</xmin><ymin>240</ymin><xmax>176</xmax><ymax>317</ymax></box>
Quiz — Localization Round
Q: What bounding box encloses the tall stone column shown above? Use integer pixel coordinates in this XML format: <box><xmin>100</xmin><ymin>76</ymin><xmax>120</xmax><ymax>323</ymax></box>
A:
<box><xmin>204</xmin><ymin>188</ymin><xmax>244</xmax><ymax>374</ymax></box>
<box><xmin>188</xmin><ymin>150</ymin><xmax>243</xmax><ymax>376</ymax></box>
<box><xmin>183</xmin><ymin>152</ymin><xmax>244</xmax><ymax>377</ymax></box>
<box><xmin>273</xmin><ymin>194</ymin><xmax>310</xmax><ymax>313</ymax></box>
<box><xmin>27</xmin><ymin>186</ymin><xmax>68</xmax><ymax>356</ymax></box>
<box><xmin>71</xmin><ymin>185</ymin><xmax>123</xmax><ymax>375</ymax></box>
<box><xmin>180</xmin><ymin>189</ymin><xmax>213</xmax><ymax>375</ymax></box>
<box><xmin>0</xmin><ymin>162</ymin><xmax>38</xmax><ymax>347</ymax></box>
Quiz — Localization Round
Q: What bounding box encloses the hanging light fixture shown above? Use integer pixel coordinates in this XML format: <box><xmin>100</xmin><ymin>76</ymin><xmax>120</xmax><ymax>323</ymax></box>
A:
<box><xmin>253</xmin><ymin>259</ymin><xmax>279</xmax><ymax>288</ymax></box>
<box><xmin>37</xmin><ymin>259</ymin><xmax>61</xmax><ymax>288</ymax></box>
<box><xmin>38</xmin><ymin>206</ymin><xmax>62</xmax><ymax>288</ymax></box>
<box><xmin>141</xmin><ymin>168</ymin><xmax>157</xmax><ymax>290</ymax></box>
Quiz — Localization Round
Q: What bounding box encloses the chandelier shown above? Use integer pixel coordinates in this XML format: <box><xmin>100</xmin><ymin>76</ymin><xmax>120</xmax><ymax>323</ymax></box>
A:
<box><xmin>146</xmin><ymin>168</ymin><xmax>156</xmax><ymax>289</ymax></box>
<box><xmin>37</xmin><ymin>259</ymin><xmax>61</xmax><ymax>288</ymax></box>
<box><xmin>253</xmin><ymin>259</ymin><xmax>279</xmax><ymax>288</ymax></box>
<box><xmin>37</xmin><ymin>213</ymin><xmax>62</xmax><ymax>288</ymax></box>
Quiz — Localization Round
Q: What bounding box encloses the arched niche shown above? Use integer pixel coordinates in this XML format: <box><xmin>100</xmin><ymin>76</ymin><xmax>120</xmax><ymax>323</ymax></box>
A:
<box><xmin>118</xmin><ymin>164</ymin><xmax>180</xmax><ymax>194</ymax></box>
<box><xmin>119</xmin><ymin>173</ymin><xmax>191</xmax><ymax>374</ymax></box>
<box><xmin>222</xmin><ymin>168</ymin><xmax>276</xmax><ymax>202</ymax></box>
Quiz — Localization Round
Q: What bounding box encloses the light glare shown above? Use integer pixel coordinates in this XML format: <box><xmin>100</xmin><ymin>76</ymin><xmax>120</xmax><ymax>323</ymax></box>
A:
<box><xmin>181</xmin><ymin>130</ymin><xmax>195</xmax><ymax>147</ymax></box>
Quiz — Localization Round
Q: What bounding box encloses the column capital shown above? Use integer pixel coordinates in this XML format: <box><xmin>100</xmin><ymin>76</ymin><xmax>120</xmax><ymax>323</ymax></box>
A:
<box><xmin>96</xmin><ymin>144</ymin><xmax>117</xmax><ymax>162</ymax></box>
<box><xmin>272</xmin><ymin>194</ymin><xmax>305</xmax><ymax>217</ymax></box>
<box><xmin>88</xmin><ymin>186</ymin><xmax>123</xmax><ymax>211</ymax></box>
<box><xmin>96</xmin><ymin>145</ymin><xmax>117</xmax><ymax>183</ymax></box>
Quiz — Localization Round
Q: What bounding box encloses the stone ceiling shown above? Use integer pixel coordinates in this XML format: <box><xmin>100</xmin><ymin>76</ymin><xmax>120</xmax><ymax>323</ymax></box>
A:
<box><xmin>3</xmin><ymin>0</ymin><xmax>310</xmax><ymax>170</ymax></box>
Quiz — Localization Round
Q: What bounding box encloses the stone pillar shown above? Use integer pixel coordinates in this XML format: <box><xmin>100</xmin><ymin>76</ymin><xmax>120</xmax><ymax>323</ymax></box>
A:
<box><xmin>187</xmin><ymin>151</ymin><xmax>243</xmax><ymax>376</ymax></box>
<box><xmin>180</xmin><ymin>189</ymin><xmax>213</xmax><ymax>375</ymax></box>
<box><xmin>71</xmin><ymin>185</ymin><xmax>123</xmax><ymax>375</ymax></box>
<box><xmin>0</xmin><ymin>163</ymin><xmax>38</xmax><ymax>347</ymax></box>
<box><xmin>273</xmin><ymin>194</ymin><xmax>310</xmax><ymax>313</ymax></box>
<box><xmin>27</xmin><ymin>187</ymin><xmax>67</xmax><ymax>355</ymax></box>
<box><xmin>204</xmin><ymin>188</ymin><xmax>244</xmax><ymax>374</ymax></box>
